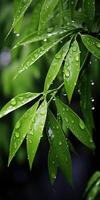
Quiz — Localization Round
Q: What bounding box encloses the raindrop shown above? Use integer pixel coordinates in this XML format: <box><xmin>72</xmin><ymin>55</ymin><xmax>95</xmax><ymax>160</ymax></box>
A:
<box><xmin>15</xmin><ymin>132</ymin><xmax>19</xmax><ymax>138</ymax></box>
<box><xmin>63</xmin><ymin>108</ymin><xmax>65</xmax><ymax>111</ymax></box>
<box><xmin>43</xmin><ymin>38</ymin><xmax>47</xmax><ymax>42</ymax></box>
<box><xmin>75</xmin><ymin>55</ymin><xmax>79</xmax><ymax>62</ymax></box>
<box><xmin>11</xmin><ymin>99</ymin><xmax>17</xmax><ymax>106</ymax></box>
<box><xmin>72</xmin><ymin>120</ymin><xmax>74</xmax><ymax>124</ymax></box>
<box><xmin>91</xmin><ymin>98</ymin><xmax>94</xmax><ymax>102</ymax></box>
<box><xmin>92</xmin><ymin>106</ymin><xmax>95</xmax><ymax>110</ymax></box>
<box><xmin>79</xmin><ymin>119</ymin><xmax>85</xmax><ymax>130</ymax></box>
<box><xmin>91</xmin><ymin>80</ymin><xmax>94</xmax><ymax>86</ymax></box>
<box><xmin>58</xmin><ymin>141</ymin><xmax>62</xmax><ymax>146</ymax></box>
<box><xmin>48</xmin><ymin>128</ymin><xmax>53</xmax><ymax>137</ymax></box>
<box><xmin>56</xmin><ymin>126</ymin><xmax>59</xmax><ymax>129</ymax></box>
<box><xmin>16</xmin><ymin>121</ymin><xmax>21</xmax><ymax>129</ymax></box>
<box><xmin>16</xmin><ymin>33</ymin><xmax>20</xmax><ymax>37</ymax></box>
<box><xmin>14</xmin><ymin>142</ymin><xmax>17</xmax><ymax>148</ymax></box>
<box><xmin>96</xmin><ymin>42</ymin><xmax>100</xmax><ymax>48</ymax></box>
<box><xmin>63</xmin><ymin>93</ymin><xmax>67</xmax><ymax>96</ymax></box>
<box><xmin>65</xmin><ymin>68</ymin><xmax>70</xmax><ymax>78</ymax></box>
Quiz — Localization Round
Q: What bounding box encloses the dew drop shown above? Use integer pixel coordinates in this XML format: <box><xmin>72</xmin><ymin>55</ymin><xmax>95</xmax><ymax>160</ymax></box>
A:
<box><xmin>14</xmin><ymin>142</ymin><xmax>17</xmax><ymax>148</ymax></box>
<box><xmin>15</xmin><ymin>132</ymin><xmax>19</xmax><ymax>138</ymax></box>
<box><xmin>76</xmin><ymin>55</ymin><xmax>79</xmax><ymax>62</ymax></box>
<box><xmin>96</xmin><ymin>42</ymin><xmax>100</xmax><ymax>48</ymax></box>
<box><xmin>43</xmin><ymin>38</ymin><xmax>47</xmax><ymax>42</ymax></box>
<box><xmin>16</xmin><ymin>121</ymin><xmax>21</xmax><ymax>129</ymax></box>
<box><xmin>91</xmin><ymin>80</ymin><xmax>94</xmax><ymax>86</ymax></box>
<box><xmin>65</xmin><ymin>69</ymin><xmax>70</xmax><ymax>78</ymax></box>
<box><xmin>91</xmin><ymin>98</ymin><xmax>94</xmax><ymax>102</ymax></box>
<box><xmin>11</xmin><ymin>99</ymin><xmax>17</xmax><ymax>106</ymax></box>
<box><xmin>92</xmin><ymin>106</ymin><xmax>95</xmax><ymax>110</ymax></box>
<box><xmin>48</xmin><ymin>128</ymin><xmax>53</xmax><ymax>138</ymax></box>
<box><xmin>79</xmin><ymin>119</ymin><xmax>85</xmax><ymax>130</ymax></box>
<box><xmin>16</xmin><ymin>33</ymin><xmax>20</xmax><ymax>37</ymax></box>
<box><xmin>58</xmin><ymin>141</ymin><xmax>62</xmax><ymax>146</ymax></box>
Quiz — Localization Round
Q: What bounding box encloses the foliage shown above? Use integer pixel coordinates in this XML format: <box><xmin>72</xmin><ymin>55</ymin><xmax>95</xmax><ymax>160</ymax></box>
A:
<box><xmin>0</xmin><ymin>0</ymin><xmax>100</xmax><ymax>193</ymax></box>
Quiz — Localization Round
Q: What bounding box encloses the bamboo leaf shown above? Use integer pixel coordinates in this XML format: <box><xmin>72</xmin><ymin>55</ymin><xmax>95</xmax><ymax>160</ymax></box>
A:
<box><xmin>44</xmin><ymin>40</ymin><xmax>71</xmax><ymax>93</ymax></box>
<box><xmin>13</xmin><ymin>28</ymin><xmax>69</xmax><ymax>49</ymax></box>
<box><xmin>63</xmin><ymin>40</ymin><xmax>80</xmax><ymax>102</ymax></box>
<box><xmin>8</xmin><ymin>101</ymin><xmax>39</xmax><ymax>165</ymax></box>
<box><xmin>47</xmin><ymin>110</ymin><xmax>72</xmax><ymax>184</ymax></box>
<box><xmin>85</xmin><ymin>171</ymin><xmax>100</xmax><ymax>195</ymax></box>
<box><xmin>81</xmin><ymin>35</ymin><xmax>100</xmax><ymax>60</ymax></box>
<box><xmin>48</xmin><ymin>148</ymin><xmax>58</xmax><ymax>184</ymax></box>
<box><xmin>27</xmin><ymin>100</ymin><xmax>47</xmax><ymax>169</ymax></box>
<box><xmin>7</xmin><ymin>0</ymin><xmax>32</xmax><ymax>37</ymax></box>
<box><xmin>15</xmin><ymin>35</ymin><xmax>67</xmax><ymax>78</ymax></box>
<box><xmin>55</xmin><ymin>98</ymin><xmax>95</xmax><ymax>149</ymax></box>
<box><xmin>0</xmin><ymin>93</ymin><xmax>41</xmax><ymax>118</ymax></box>
<box><xmin>83</xmin><ymin>0</ymin><xmax>95</xmax><ymax>21</ymax></box>
<box><xmin>38</xmin><ymin>0</ymin><xmax>60</xmax><ymax>32</ymax></box>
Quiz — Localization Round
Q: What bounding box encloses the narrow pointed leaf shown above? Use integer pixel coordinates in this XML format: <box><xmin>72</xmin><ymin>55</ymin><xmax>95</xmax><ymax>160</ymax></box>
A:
<box><xmin>56</xmin><ymin>98</ymin><xmax>95</xmax><ymax>149</ymax></box>
<box><xmin>81</xmin><ymin>35</ymin><xmax>100</xmax><ymax>60</ymax></box>
<box><xmin>48</xmin><ymin>148</ymin><xmax>58</xmax><ymax>184</ymax></box>
<box><xmin>7</xmin><ymin>0</ymin><xmax>32</xmax><ymax>36</ymax></box>
<box><xmin>0</xmin><ymin>93</ymin><xmax>41</xmax><ymax>118</ymax></box>
<box><xmin>27</xmin><ymin>100</ymin><xmax>47</xmax><ymax>169</ymax></box>
<box><xmin>85</xmin><ymin>171</ymin><xmax>100</xmax><ymax>195</ymax></box>
<box><xmin>16</xmin><ymin>35</ymin><xmax>67</xmax><ymax>77</ymax></box>
<box><xmin>13</xmin><ymin>28</ymin><xmax>69</xmax><ymax>49</ymax></box>
<box><xmin>44</xmin><ymin>40</ymin><xmax>71</xmax><ymax>93</ymax></box>
<box><xmin>83</xmin><ymin>0</ymin><xmax>95</xmax><ymax>21</ymax></box>
<box><xmin>38</xmin><ymin>0</ymin><xmax>60</xmax><ymax>32</ymax></box>
<box><xmin>8</xmin><ymin>101</ymin><xmax>39</xmax><ymax>165</ymax></box>
<box><xmin>63</xmin><ymin>40</ymin><xmax>80</xmax><ymax>102</ymax></box>
<box><xmin>80</xmin><ymin>73</ymin><xmax>94</xmax><ymax>133</ymax></box>
<box><xmin>47</xmin><ymin>110</ymin><xmax>72</xmax><ymax>184</ymax></box>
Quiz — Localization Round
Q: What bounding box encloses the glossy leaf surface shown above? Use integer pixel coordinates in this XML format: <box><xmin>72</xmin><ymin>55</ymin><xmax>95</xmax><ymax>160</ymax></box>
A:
<box><xmin>44</xmin><ymin>40</ymin><xmax>71</xmax><ymax>93</ymax></box>
<box><xmin>27</xmin><ymin>100</ymin><xmax>47</xmax><ymax>169</ymax></box>
<box><xmin>0</xmin><ymin>93</ymin><xmax>40</xmax><ymax>118</ymax></box>
<box><xmin>83</xmin><ymin>0</ymin><xmax>95</xmax><ymax>21</ymax></box>
<box><xmin>47</xmin><ymin>110</ymin><xmax>72</xmax><ymax>184</ymax></box>
<box><xmin>8</xmin><ymin>101</ymin><xmax>39</xmax><ymax>165</ymax></box>
<box><xmin>38</xmin><ymin>0</ymin><xmax>59</xmax><ymax>32</ymax></box>
<box><xmin>48</xmin><ymin>148</ymin><xmax>57</xmax><ymax>184</ymax></box>
<box><xmin>16</xmin><ymin>35</ymin><xmax>67</xmax><ymax>77</ymax></box>
<box><xmin>63</xmin><ymin>40</ymin><xmax>80</xmax><ymax>102</ymax></box>
<box><xmin>56</xmin><ymin>98</ymin><xmax>95</xmax><ymax>149</ymax></box>
<box><xmin>81</xmin><ymin>35</ymin><xmax>100</xmax><ymax>60</ymax></box>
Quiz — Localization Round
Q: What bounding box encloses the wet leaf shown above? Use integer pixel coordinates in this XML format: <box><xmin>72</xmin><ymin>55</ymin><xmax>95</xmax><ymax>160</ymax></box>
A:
<box><xmin>81</xmin><ymin>35</ymin><xmax>100</xmax><ymax>60</ymax></box>
<box><xmin>13</xmin><ymin>28</ymin><xmax>69</xmax><ymax>49</ymax></box>
<box><xmin>27</xmin><ymin>100</ymin><xmax>47</xmax><ymax>169</ymax></box>
<box><xmin>84</xmin><ymin>172</ymin><xmax>100</xmax><ymax>200</ymax></box>
<box><xmin>63</xmin><ymin>40</ymin><xmax>80</xmax><ymax>102</ymax></box>
<box><xmin>15</xmin><ymin>35</ymin><xmax>67</xmax><ymax>77</ymax></box>
<box><xmin>47</xmin><ymin>110</ymin><xmax>72</xmax><ymax>184</ymax></box>
<box><xmin>8</xmin><ymin>101</ymin><xmax>39</xmax><ymax>166</ymax></box>
<box><xmin>0</xmin><ymin>93</ymin><xmax>41</xmax><ymax>118</ymax></box>
<box><xmin>44</xmin><ymin>40</ymin><xmax>71</xmax><ymax>93</ymax></box>
<box><xmin>56</xmin><ymin>98</ymin><xmax>95</xmax><ymax>149</ymax></box>
<box><xmin>83</xmin><ymin>0</ymin><xmax>95</xmax><ymax>21</ymax></box>
<box><xmin>7</xmin><ymin>0</ymin><xmax>32</xmax><ymax>37</ymax></box>
<box><xmin>48</xmin><ymin>147</ymin><xmax>58</xmax><ymax>184</ymax></box>
<box><xmin>80</xmin><ymin>72</ymin><xmax>94</xmax><ymax>133</ymax></box>
<box><xmin>38</xmin><ymin>0</ymin><xmax>60</xmax><ymax>32</ymax></box>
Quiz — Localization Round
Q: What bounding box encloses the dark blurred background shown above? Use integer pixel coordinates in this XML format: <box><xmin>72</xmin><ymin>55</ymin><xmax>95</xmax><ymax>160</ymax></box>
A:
<box><xmin>0</xmin><ymin>0</ymin><xmax>100</xmax><ymax>200</ymax></box>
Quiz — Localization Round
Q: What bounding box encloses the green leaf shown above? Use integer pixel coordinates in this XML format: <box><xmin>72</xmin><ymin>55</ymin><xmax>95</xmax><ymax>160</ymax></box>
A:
<box><xmin>8</xmin><ymin>101</ymin><xmax>39</xmax><ymax>166</ymax></box>
<box><xmin>85</xmin><ymin>171</ymin><xmax>100</xmax><ymax>195</ymax></box>
<box><xmin>55</xmin><ymin>98</ymin><xmax>95</xmax><ymax>149</ymax></box>
<box><xmin>38</xmin><ymin>0</ymin><xmax>60</xmax><ymax>32</ymax></box>
<box><xmin>0</xmin><ymin>93</ymin><xmax>41</xmax><ymax>118</ymax></box>
<box><xmin>13</xmin><ymin>28</ymin><xmax>70</xmax><ymax>49</ymax></box>
<box><xmin>47</xmin><ymin>110</ymin><xmax>72</xmax><ymax>184</ymax></box>
<box><xmin>7</xmin><ymin>0</ymin><xmax>32</xmax><ymax>37</ymax></box>
<box><xmin>27</xmin><ymin>100</ymin><xmax>47</xmax><ymax>169</ymax></box>
<box><xmin>80</xmin><ymin>72</ymin><xmax>94</xmax><ymax>133</ymax></box>
<box><xmin>81</xmin><ymin>35</ymin><xmax>100</xmax><ymax>60</ymax></box>
<box><xmin>44</xmin><ymin>40</ymin><xmax>71</xmax><ymax>93</ymax></box>
<box><xmin>48</xmin><ymin>147</ymin><xmax>58</xmax><ymax>184</ymax></box>
<box><xmin>84</xmin><ymin>172</ymin><xmax>100</xmax><ymax>200</ymax></box>
<box><xmin>83</xmin><ymin>0</ymin><xmax>95</xmax><ymax>21</ymax></box>
<box><xmin>15</xmin><ymin>35</ymin><xmax>68</xmax><ymax>77</ymax></box>
<box><xmin>63</xmin><ymin>40</ymin><xmax>80</xmax><ymax>102</ymax></box>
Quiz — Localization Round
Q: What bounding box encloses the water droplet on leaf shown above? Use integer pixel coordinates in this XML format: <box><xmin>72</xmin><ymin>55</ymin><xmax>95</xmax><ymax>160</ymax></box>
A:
<box><xmin>79</xmin><ymin>119</ymin><xmax>85</xmax><ymax>130</ymax></box>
